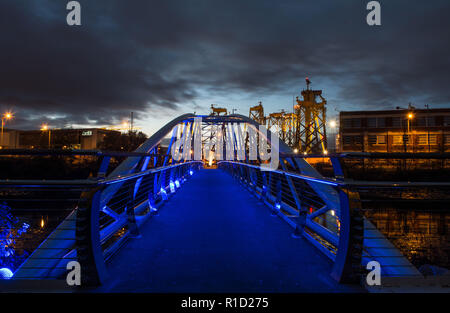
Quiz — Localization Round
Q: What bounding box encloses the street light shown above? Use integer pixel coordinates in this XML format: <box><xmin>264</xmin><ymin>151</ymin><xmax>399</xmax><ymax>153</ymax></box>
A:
<box><xmin>407</xmin><ymin>112</ymin><xmax>414</xmax><ymax>133</ymax></box>
<box><xmin>1</xmin><ymin>112</ymin><xmax>14</xmax><ymax>148</ymax></box>
<box><xmin>41</xmin><ymin>123</ymin><xmax>51</xmax><ymax>148</ymax></box>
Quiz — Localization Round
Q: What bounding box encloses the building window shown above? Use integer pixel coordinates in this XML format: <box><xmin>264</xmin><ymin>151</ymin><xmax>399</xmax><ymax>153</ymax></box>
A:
<box><xmin>444</xmin><ymin>116</ymin><xmax>450</xmax><ymax>126</ymax></box>
<box><xmin>343</xmin><ymin>136</ymin><xmax>352</xmax><ymax>145</ymax></box>
<box><xmin>417</xmin><ymin>117</ymin><xmax>427</xmax><ymax>127</ymax></box>
<box><xmin>354</xmin><ymin>135</ymin><xmax>362</xmax><ymax>145</ymax></box>
<box><xmin>342</xmin><ymin>118</ymin><xmax>361</xmax><ymax>128</ymax></box>
<box><xmin>427</xmin><ymin>117</ymin><xmax>435</xmax><ymax>126</ymax></box>
<box><xmin>392</xmin><ymin>117</ymin><xmax>402</xmax><ymax>128</ymax></box>
<box><xmin>392</xmin><ymin>135</ymin><xmax>410</xmax><ymax>145</ymax></box>
<box><xmin>343</xmin><ymin>119</ymin><xmax>352</xmax><ymax>128</ymax></box>
<box><xmin>377</xmin><ymin>118</ymin><xmax>386</xmax><ymax>127</ymax></box>
<box><xmin>444</xmin><ymin>134</ymin><xmax>450</xmax><ymax>145</ymax></box>
<box><xmin>377</xmin><ymin>135</ymin><xmax>386</xmax><ymax>144</ymax></box>
<box><xmin>352</xmin><ymin>118</ymin><xmax>361</xmax><ymax>128</ymax></box>
<box><xmin>367</xmin><ymin>118</ymin><xmax>377</xmax><ymax>128</ymax></box>
<box><xmin>429</xmin><ymin>134</ymin><xmax>437</xmax><ymax>145</ymax></box>
<box><xmin>368</xmin><ymin>135</ymin><xmax>386</xmax><ymax>145</ymax></box>
<box><xmin>417</xmin><ymin>134</ymin><xmax>427</xmax><ymax>145</ymax></box>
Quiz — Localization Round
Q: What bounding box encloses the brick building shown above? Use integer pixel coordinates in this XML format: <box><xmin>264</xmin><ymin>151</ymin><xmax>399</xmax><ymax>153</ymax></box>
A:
<box><xmin>338</xmin><ymin>108</ymin><xmax>450</xmax><ymax>153</ymax></box>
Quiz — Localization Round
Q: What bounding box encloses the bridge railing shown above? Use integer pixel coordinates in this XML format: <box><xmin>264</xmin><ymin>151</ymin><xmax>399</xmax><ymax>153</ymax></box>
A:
<box><xmin>0</xmin><ymin>149</ymin><xmax>201</xmax><ymax>286</ymax></box>
<box><xmin>219</xmin><ymin>152</ymin><xmax>450</xmax><ymax>285</ymax></box>
<box><xmin>218</xmin><ymin>159</ymin><xmax>364</xmax><ymax>283</ymax></box>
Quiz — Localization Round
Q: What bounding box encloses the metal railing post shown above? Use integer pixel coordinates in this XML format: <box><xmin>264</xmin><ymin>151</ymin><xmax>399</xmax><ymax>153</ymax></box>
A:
<box><xmin>126</xmin><ymin>181</ymin><xmax>140</xmax><ymax>238</ymax></box>
<box><xmin>330</xmin><ymin>187</ymin><xmax>364</xmax><ymax>283</ymax></box>
<box><xmin>76</xmin><ymin>186</ymin><xmax>108</xmax><ymax>286</ymax></box>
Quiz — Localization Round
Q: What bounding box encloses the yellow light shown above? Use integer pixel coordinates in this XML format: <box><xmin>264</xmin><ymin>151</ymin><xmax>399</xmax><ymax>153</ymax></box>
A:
<box><xmin>330</xmin><ymin>210</ymin><xmax>335</xmax><ymax>216</ymax></box>
<box><xmin>323</xmin><ymin>150</ymin><xmax>328</xmax><ymax>155</ymax></box>
<box><xmin>41</xmin><ymin>124</ymin><xmax>49</xmax><ymax>131</ymax></box>
<box><xmin>293</xmin><ymin>148</ymin><xmax>298</xmax><ymax>153</ymax></box>
<box><xmin>303</xmin><ymin>152</ymin><xmax>307</xmax><ymax>155</ymax></box>
<box><xmin>4</xmin><ymin>112</ymin><xmax>13</xmax><ymax>120</ymax></box>
<box><xmin>408</xmin><ymin>113</ymin><xmax>414</xmax><ymax>119</ymax></box>
<box><xmin>329</xmin><ymin>120</ymin><xmax>336</xmax><ymax>128</ymax></box>
<box><xmin>40</xmin><ymin>217</ymin><xmax>45</xmax><ymax>228</ymax></box>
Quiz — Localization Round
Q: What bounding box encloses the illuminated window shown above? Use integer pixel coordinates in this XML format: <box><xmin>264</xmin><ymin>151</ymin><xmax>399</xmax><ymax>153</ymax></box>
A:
<box><xmin>417</xmin><ymin>134</ymin><xmax>427</xmax><ymax>145</ymax></box>
<box><xmin>429</xmin><ymin>134</ymin><xmax>437</xmax><ymax>144</ymax></box>
<box><xmin>368</xmin><ymin>135</ymin><xmax>386</xmax><ymax>145</ymax></box>
<box><xmin>377</xmin><ymin>135</ymin><xmax>386</xmax><ymax>144</ymax></box>
<box><xmin>393</xmin><ymin>135</ymin><xmax>403</xmax><ymax>145</ymax></box>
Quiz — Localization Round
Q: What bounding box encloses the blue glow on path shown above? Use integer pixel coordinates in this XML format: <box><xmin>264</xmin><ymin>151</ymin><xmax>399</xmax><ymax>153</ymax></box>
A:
<box><xmin>98</xmin><ymin>170</ymin><xmax>362</xmax><ymax>293</ymax></box>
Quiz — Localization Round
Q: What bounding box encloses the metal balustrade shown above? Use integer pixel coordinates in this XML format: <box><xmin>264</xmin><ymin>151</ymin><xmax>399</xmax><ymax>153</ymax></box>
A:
<box><xmin>0</xmin><ymin>149</ymin><xmax>200</xmax><ymax>285</ymax></box>
<box><xmin>218</xmin><ymin>159</ymin><xmax>364</xmax><ymax>283</ymax></box>
<box><xmin>219</xmin><ymin>153</ymin><xmax>450</xmax><ymax>286</ymax></box>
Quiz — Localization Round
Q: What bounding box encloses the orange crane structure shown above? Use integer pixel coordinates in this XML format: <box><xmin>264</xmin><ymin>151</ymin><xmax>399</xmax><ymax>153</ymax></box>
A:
<box><xmin>248</xmin><ymin>78</ymin><xmax>328</xmax><ymax>154</ymax></box>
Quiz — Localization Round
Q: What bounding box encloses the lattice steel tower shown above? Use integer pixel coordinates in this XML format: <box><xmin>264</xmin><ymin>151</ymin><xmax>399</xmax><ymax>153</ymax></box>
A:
<box><xmin>294</xmin><ymin>78</ymin><xmax>327</xmax><ymax>154</ymax></box>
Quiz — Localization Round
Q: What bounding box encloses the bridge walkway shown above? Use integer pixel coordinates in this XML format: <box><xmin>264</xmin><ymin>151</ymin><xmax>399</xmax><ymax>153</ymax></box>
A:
<box><xmin>97</xmin><ymin>169</ymin><xmax>362</xmax><ymax>292</ymax></box>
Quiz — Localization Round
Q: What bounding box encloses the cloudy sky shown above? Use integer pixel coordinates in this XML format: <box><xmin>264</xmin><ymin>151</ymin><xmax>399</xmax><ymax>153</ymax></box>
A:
<box><xmin>1</xmin><ymin>0</ymin><xmax>449</xmax><ymax>135</ymax></box>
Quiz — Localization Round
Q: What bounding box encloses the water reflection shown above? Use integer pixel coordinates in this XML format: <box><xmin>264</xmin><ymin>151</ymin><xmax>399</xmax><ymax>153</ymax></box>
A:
<box><xmin>364</xmin><ymin>208</ymin><xmax>449</xmax><ymax>269</ymax></box>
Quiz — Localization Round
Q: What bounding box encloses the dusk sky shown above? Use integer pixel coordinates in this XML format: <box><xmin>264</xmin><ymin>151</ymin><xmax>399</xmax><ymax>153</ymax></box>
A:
<box><xmin>1</xmin><ymin>0</ymin><xmax>450</xmax><ymax>136</ymax></box>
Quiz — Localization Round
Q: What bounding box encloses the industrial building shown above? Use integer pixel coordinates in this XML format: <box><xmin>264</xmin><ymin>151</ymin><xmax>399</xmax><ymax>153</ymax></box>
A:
<box><xmin>0</xmin><ymin>128</ymin><xmax>119</xmax><ymax>150</ymax></box>
<box><xmin>338</xmin><ymin>107</ymin><xmax>450</xmax><ymax>153</ymax></box>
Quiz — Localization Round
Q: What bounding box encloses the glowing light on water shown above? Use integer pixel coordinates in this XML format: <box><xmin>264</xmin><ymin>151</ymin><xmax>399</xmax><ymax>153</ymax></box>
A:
<box><xmin>189</xmin><ymin>170</ymin><xmax>193</xmax><ymax>176</ymax></box>
<box><xmin>174</xmin><ymin>180</ymin><xmax>180</xmax><ymax>188</ymax></box>
<box><xmin>40</xmin><ymin>217</ymin><xmax>45</xmax><ymax>228</ymax></box>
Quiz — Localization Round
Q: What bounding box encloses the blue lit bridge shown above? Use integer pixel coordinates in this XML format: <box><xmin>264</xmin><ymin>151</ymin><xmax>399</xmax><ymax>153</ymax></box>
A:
<box><xmin>1</xmin><ymin>114</ymin><xmax>448</xmax><ymax>292</ymax></box>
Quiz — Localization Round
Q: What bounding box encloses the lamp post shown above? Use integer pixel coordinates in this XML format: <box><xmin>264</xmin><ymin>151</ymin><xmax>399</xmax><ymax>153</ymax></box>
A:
<box><xmin>407</xmin><ymin>112</ymin><xmax>414</xmax><ymax>152</ymax></box>
<box><xmin>425</xmin><ymin>104</ymin><xmax>431</xmax><ymax>152</ymax></box>
<box><xmin>1</xmin><ymin>112</ymin><xmax>13</xmax><ymax>148</ymax></box>
<box><xmin>41</xmin><ymin>124</ymin><xmax>51</xmax><ymax>149</ymax></box>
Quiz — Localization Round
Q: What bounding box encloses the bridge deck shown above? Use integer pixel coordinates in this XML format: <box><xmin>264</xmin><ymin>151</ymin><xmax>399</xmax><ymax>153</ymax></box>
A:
<box><xmin>98</xmin><ymin>169</ymin><xmax>362</xmax><ymax>292</ymax></box>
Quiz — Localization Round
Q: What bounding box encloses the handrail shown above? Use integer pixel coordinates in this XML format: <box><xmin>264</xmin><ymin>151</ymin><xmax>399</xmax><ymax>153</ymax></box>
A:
<box><xmin>218</xmin><ymin>159</ymin><xmax>364</xmax><ymax>283</ymax></box>
<box><xmin>218</xmin><ymin>161</ymin><xmax>450</xmax><ymax>188</ymax></box>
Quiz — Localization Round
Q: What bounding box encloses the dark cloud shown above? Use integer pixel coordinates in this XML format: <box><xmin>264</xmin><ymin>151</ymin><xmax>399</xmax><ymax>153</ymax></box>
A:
<box><xmin>0</xmin><ymin>0</ymin><xmax>449</xmax><ymax>130</ymax></box>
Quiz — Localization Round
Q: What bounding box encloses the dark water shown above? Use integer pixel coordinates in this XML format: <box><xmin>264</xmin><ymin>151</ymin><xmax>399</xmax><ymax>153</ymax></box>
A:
<box><xmin>364</xmin><ymin>206</ymin><xmax>450</xmax><ymax>270</ymax></box>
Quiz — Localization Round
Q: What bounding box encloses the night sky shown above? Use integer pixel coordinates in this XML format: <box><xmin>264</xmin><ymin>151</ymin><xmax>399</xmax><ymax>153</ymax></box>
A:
<box><xmin>1</xmin><ymin>0</ymin><xmax>449</xmax><ymax>135</ymax></box>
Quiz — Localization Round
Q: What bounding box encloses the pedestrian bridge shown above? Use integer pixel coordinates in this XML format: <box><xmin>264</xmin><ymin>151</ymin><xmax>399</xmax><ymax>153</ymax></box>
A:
<box><xmin>1</xmin><ymin>114</ymin><xmax>441</xmax><ymax>292</ymax></box>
